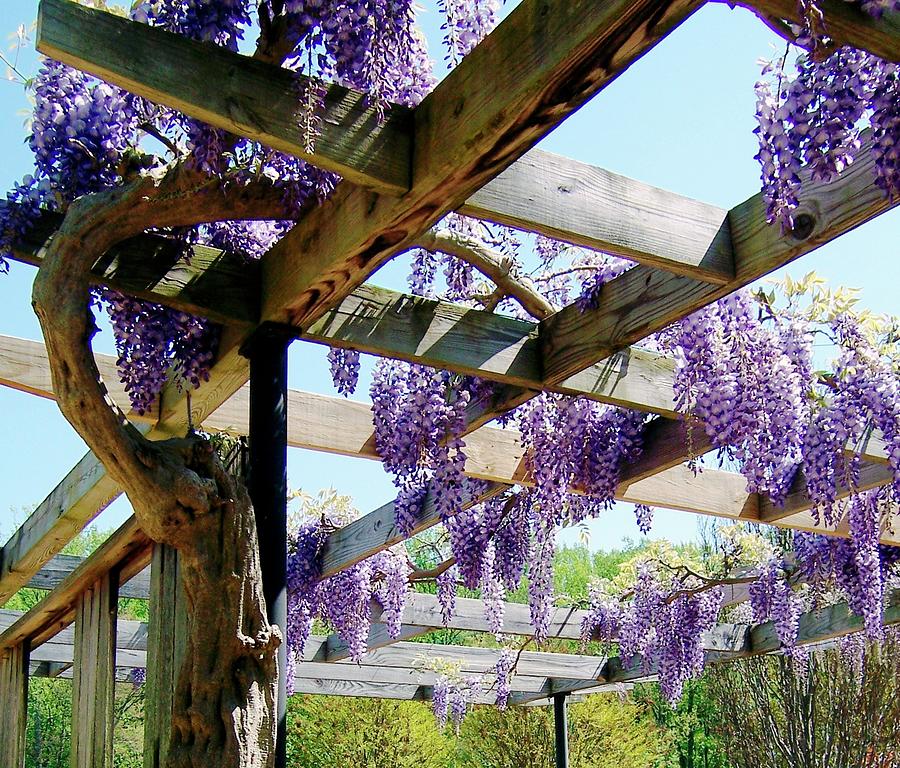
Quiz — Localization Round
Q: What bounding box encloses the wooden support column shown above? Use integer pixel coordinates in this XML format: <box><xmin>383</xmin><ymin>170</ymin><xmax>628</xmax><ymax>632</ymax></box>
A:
<box><xmin>143</xmin><ymin>544</ymin><xmax>186</xmax><ymax>768</ymax></box>
<box><xmin>71</xmin><ymin>571</ymin><xmax>119</xmax><ymax>768</ymax></box>
<box><xmin>243</xmin><ymin>325</ymin><xmax>290</xmax><ymax>768</ymax></box>
<box><xmin>553</xmin><ymin>692</ymin><xmax>569</xmax><ymax>768</ymax></box>
<box><xmin>0</xmin><ymin>640</ymin><xmax>29</xmax><ymax>767</ymax></box>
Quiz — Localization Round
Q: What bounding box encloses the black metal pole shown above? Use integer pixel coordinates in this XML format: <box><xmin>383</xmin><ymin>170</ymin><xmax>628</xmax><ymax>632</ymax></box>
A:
<box><xmin>244</xmin><ymin>325</ymin><xmax>290</xmax><ymax>768</ymax></box>
<box><xmin>553</xmin><ymin>692</ymin><xmax>569</xmax><ymax>768</ymax></box>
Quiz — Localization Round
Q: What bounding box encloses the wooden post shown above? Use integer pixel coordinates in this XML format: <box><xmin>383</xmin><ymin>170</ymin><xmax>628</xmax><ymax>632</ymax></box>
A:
<box><xmin>0</xmin><ymin>640</ymin><xmax>29</xmax><ymax>767</ymax></box>
<box><xmin>143</xmin><ymin>543</ymin><xmax>187</xmax><ymax>768</ymax></box>
<box><xmin>243</xmin><ymin>324</ymin><xmax>290</xmax><ymax>768</ymax></box>
<box><xmin>553</xmin><ymin>692</ymin><xmax>569</xmax><ymax>768</ymax></box>
<box><xmin>71</xmin><ymin>571</ymin><xmax>119</xmax><ymax>768</ymax></box>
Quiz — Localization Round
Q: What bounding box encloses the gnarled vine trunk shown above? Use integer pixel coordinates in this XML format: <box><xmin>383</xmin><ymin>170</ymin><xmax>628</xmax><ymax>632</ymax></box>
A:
<box><xmin>31</xmin><ymin>165</ymin><xmax>294</xmax><ymax>767</ymax></box>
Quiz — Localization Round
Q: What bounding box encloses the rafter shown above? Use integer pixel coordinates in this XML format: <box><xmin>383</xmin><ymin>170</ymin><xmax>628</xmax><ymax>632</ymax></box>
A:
<box><xmin>36</xmin><ymin>0</ymin><xmax>413</xmax><ymax>195</ymax></box>
<box><xmin>0</xmin><ymin>331</ymin><xmax>896</xmax><ymax>609</ymax></box>
<box><xmin>460</xmin><ymin>148</ymin><xmax>735</xmax><ymax>284</ymax></box>
<box><xmin>730</xmin><ymin>0</ymin><xmax>900</xmax><ymax>62</ymax></box>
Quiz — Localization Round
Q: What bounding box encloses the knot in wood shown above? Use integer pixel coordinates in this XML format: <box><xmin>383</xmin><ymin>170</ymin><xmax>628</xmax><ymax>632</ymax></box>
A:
<box><xmin>790</xmin><ymin>213</ymin><xmax>816</xmax><ymax>241</ymax></box>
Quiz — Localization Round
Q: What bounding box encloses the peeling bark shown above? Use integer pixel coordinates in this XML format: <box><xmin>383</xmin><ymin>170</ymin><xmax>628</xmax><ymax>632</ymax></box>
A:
<box><xmin>31</xmin><ymin>165</ymin><xmax>294</xmax><ymax>768</ymax></box>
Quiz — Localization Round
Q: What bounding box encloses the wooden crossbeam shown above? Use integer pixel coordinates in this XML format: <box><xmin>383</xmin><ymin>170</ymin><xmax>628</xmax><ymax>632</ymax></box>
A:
<box><xmin>258</xmin><ymin>0</ymin><xmax>704</xmax><ymax>330</ymax></box>
<box><xmin>144</xmin><ymin>0</ymin><xmax>701</xmax><ymax>439</ymax></box>
<box><xmin>604</xmin><ymin>587</ymin><xmax>900</xmax><ymax>689</ymax></box>
<box><xmin>11</xmin><ymin>209</ymin><xmax>259</xmax><ymax>328</ymax></box>
<box><xmin>0</xmin><ymin>334</ymin><xmax>896</xmax><ymax>615</ymax></box>
<box><xmin>36</xmin><ymin>0</ymin><xmax>413</xmax><ymax>195</ymax></box>
<box><xmin>0</xmin><ymin>517</ymin><xmax>151</xmax><ymax>652</ymax></box>
<box><xmin>539</xmin><ymin>131</ymin><xmax>895</xmax><ymax>386</ymax></box>
<box><xmin>0</xmin><ymin>452</ymin><xmax>121</xmax><ymax>606</ymax></box>
<box><xmin>732</xmin><ymin>0</ymin><xmax>900</xmax><ymax>62</ymax></box>
<box><xmin>460</xmin><ymin>148</ymin><xmax>735</xmax><ymax>284</ymax></box>
<box><xmin>4</xmin><ymin>585</ymin><xmax>898</xmax><ymax>708</ymax></box>
<box><xmin>26</xmin><ymin>554</ymin><xmax>151</xmax><ymax>600</ymax></box>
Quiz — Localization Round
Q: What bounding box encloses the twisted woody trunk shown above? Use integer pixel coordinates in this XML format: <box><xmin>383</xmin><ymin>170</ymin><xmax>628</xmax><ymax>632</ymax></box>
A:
<box><xmin>31</xmin><ymin>165</ymin><xmax>293</xmax><ymax>767</ymax></box>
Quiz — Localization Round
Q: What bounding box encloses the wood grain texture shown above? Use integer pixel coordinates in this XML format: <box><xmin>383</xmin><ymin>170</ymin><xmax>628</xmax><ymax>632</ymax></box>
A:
<box><xmin>318</xmin><ymin>480</ymin><xmax>506</xmax><ymax>578</ymax></box>
<box><xmin>750</xmin><ymin>588</ymin><xmax>900</xmax><ymax>653</ymax></box>
<box><xmin>0</xmin><ymin>641</ymin><xmax>28</xmax><ymax>768</ymax></box>
<box><xmin>303</xmin><ymin>285</ymin><xmax>681</xmax><ymax>415</ymax></box>
<box><xmin>36</xmin><ymin>0</ymin><xmax>412</xmax><ymax>194</ymax></box>
<box><xmin>371</xmin><ymin>592</ymin><xmax>749</xmax><ymax>652</ymax></box>
<box><xmin>332</xmin><ymin>640</ymin><xmax>608</xmax><ymax>680</ymax></box>
<box><xmin>26</xmin><ymin>554</ymin><xmax>150</xmax><ymax>600</ymax></box>
<box><xmin>143</xmin><ymin>544</ymin><xmax>186</xmax><ymax>768</ymax></box>
<box><xmin>461</xmin><ymin>148</ymin><xmax>734</xmax><ymax>283</ymax></box>
<box><xmin>540</xmin><ymin>132</ymin><xmax>897</xmax><ymax>385</ymax></box>
<box><xmin>10</xmin><ymin>208</ymin><xmax>258</xmax><ymax>327</ymax></box>
<box><xmin>729</xmin><ymin>0</ymin><xmax>899</xmax><ymax>62</ymax></box>
<box><xmin>260</xmin><ymin>0</ymin><xmax>704</xmax><ymax>329</ymax></box>
<box><xmin>0</xmin><ymin>517</ymin><xmax>151</xmax><ymax>652</ymax></box>
<box><xmin>0</xmin><ymin>451</ymin><xmax>121</xmax><ymax>606</ymax></box>
<box><xmin>1</xmin><ymin>331</ymin><xmax>895</xmax><ymax>609</ymax></box>
<box><xmin>70</xmin><ymin>572</ymin><xmax>118</xmax><ymax>768</ymax></box>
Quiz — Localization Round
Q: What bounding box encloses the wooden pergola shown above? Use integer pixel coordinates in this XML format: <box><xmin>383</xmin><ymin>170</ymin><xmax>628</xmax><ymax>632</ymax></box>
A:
<box><xmin>0</xmin><ymin>0</ymin><xmax>897</xmax><ymax>765</ymax></box>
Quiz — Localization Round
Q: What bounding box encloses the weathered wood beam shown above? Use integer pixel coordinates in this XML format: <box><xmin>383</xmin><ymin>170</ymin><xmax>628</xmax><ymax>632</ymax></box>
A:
<box><xmin>605</xmin><ymin>587</ymin><xmax>900</xmax><ymax>687</ymax></box>
<box><xmin>0</xmin><ymin>452</ymin><xmax>121</xmax><ymax>607</ymax></box>
<box><xmin>257</xmin><ymin>0</ymin><xmax>705</xmax><ymax>331</ymax></box>
<box><xmin>26</xmin><ymin>554</ymin><xmax>151</xmax><ymax>600</ymax></box>
<box><xmin>540</xmin><ymin>132</ymin><xmax>896</xmax><ymax>386</ymax></box>
<box><xmin>728</xmin><ymin>0</ymin><xmax>900</xmax><ymax>62</ymax></box>
<box><xmin>0</xmin><ymin>335</ymin><xmax>895</xmax><ymax>614</ymax></box>
<box><xmin>148</xmin><ymin>0</ymin><xmax>701</xmax><ymax>438</ymax></box>
<box><xmin>460</xmin><ymin>149</ymin><xmax>735</xmax><ymax>284</ymax></box>
<box><xmin>331</xmin><ymin>640</ymin><xmax>608</xmax><ymax>680</ymax></box>
<box><xmin>11</xmin><ymin>209</ymin><xmax>258</xmax><ymax>328</ymax></box>
<box><xmin>301</xmin><ymin>284</ymin><xmax>680</xmax><ymax>416</ymax></box>
<box><xmin>0</xmin><ymin>517</ymin><xmax>151</xmax><ymax>652</ymax></box>
<box><xmin>36</xmin><ymin>0</ymin><xmax>413</xmax><ymax>195</ymax></box>
<box><xmin>368</xmin><ymin>592</ymin><xmax>750</xmax><ymax>653</ymax></box>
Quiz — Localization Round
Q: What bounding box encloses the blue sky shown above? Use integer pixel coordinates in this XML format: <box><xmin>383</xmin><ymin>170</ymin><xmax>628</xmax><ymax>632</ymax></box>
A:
<box><xmin>0</xmin><ymin>0</ymin><xmax>896</xmax><ymax>550</ymax></box>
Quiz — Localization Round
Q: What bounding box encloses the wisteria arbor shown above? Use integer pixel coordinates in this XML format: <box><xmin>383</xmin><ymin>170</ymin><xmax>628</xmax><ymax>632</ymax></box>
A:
<box><xmin>0</xmin><ymin>0</ymin><xmax>897</xmax><ymax>766</ymax></box>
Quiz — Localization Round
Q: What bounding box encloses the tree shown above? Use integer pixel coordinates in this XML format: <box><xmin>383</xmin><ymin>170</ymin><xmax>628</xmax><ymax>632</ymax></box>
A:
<box><xmin>707</xmin><ymin>635</ymin><xmax>900</xmax><ymax>768</ymax></box>
<box><xmin>634</xmin><ymin>680</ymin><xmax>729</xmax><ymax>768</ymax></box>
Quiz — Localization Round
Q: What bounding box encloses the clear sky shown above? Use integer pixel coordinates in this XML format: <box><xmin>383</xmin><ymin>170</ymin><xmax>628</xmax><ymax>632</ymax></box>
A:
<box><xmin>0</xmin><ymin>0</ymin><xmax>896</xmax><ymax>550</ymax></box>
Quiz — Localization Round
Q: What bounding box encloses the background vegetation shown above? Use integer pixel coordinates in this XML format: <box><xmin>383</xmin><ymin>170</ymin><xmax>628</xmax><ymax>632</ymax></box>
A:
<box><xmin>12</xmin><ymin>523</ymin><xmax>899</xmax><ymax>767</ymax></box>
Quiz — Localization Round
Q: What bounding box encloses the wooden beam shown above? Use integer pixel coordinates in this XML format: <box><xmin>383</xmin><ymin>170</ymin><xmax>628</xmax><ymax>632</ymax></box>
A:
<box><xmin>0</xmin><ymin>609</ymin><xmax>147</xmax><ymax>650</ymax></box>
<box><xmin>606</xmin><ymin>587</ymin><xmax>900</xmax><ymax>686</ymax></box>
<box><xmin>331</xmin><ymin>640</ymin><xmax>608</xmax><ymax>680</ymax></box>
<box><xmin>1</xmin><ymin>334</ymin><xmax>895</xmax><ymax>616</ymax></box>
<box><xmin>301</xmin><ymin>284</ymin><xmax>680</xmax><ymax>416</ymax></box>
<box><xmin>460</xmin><ymin>149</ymin><xmax>735</xmax><ymax>284</ymax></box>
<box><xmin>368</xmin><ymin>592</ymin><xmax>750</xmax><ymax>652</ymax></box>
<box><xmin>36</xmin><ymin>0</ymin><xmax>413</xmax><ymax>195</ymax></box>
<box><xmin>731</xmin><ymin>0</ymin><xmax>900</xmax><ymax>62</ymax></box>
<box><xmin>0</xmin><ymin>517</ymin><xmax>151</xmax><ymax>652</ymax></box>
<box><xmin>26</xmin><ymin>554</ymin><xmax>151</xmax><ymax>600</ymax></box>
<box><xmin>0</xmin><ymin>451</ymin><xmax>121</xmax><ymax>606</ymax></box>
<box><xmin>540</xmin><ymin>132</ymin><xmax>896</xmax><ymax>386</ymax></box>
<box><xmin>11</xmin><ymin>209</ymin><xmax>258</xmax><ymax>328</ymax></box>
<box><xmin>70</xmin><ymin>572</ymin><xmax>118</xmax><ymax>768</ymax></box>
<box><xmin>258</xmin><ymin>0</ymin><xmax>704</xmax><ymax>330</ymax></box>
<box><xmin>751</xmin><ymin>588</ymin><xmax>900</xmax><ymax>653</ymax></box>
